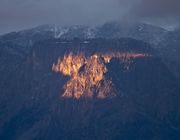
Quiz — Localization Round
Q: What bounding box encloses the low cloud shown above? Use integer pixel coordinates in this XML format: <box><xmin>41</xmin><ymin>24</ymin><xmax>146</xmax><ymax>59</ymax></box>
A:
<box><xmin>0</xmin><ymin>0</ymin><xmax>179</xmax><ymax>33</ymax></box>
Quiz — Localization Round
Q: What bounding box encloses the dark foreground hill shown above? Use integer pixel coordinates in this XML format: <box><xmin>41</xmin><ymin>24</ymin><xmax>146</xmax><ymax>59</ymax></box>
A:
<box><xmin>0</xmin><ymin>39</ymin><xmax>180</xmax><ymax>140</ymax></box>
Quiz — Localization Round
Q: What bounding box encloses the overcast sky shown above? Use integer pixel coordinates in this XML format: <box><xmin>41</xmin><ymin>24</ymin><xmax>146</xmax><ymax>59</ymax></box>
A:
<box><xmin>0</xmin><ymin>0</ymin><xmax>180</xmax><ymax>34</ymax></box>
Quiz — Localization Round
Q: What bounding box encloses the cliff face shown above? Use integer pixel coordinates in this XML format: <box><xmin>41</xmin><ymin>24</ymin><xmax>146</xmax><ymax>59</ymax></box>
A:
<box><xmin>52</xmin><ymin>51</ymin><xmax>151</xmax><ymax>99</ymax></box>
<box><xmin>0</xmin><ymin>39</ymin><xmax>180</xmax><ymax>140</ymax></box>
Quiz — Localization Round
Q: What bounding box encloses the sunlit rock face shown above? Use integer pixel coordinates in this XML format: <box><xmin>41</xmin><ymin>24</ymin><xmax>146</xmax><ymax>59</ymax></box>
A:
<box><xmin>1</xmin><ymin>38</ymin><xmax>180</xmax><ymax>140</ymax></box>
<box><xmin>52</xmin><ymin>51</ymin><xmax>151</xmax><ymax>99</ymax></box>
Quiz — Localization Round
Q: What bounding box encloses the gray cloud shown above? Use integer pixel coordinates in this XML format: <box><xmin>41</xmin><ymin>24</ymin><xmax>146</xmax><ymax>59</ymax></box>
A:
<box><xmin>0</xmin><ymin>0</ymin><xmax>129</xmax><ymax>33</ymax></box>
<box><xmin>132</xmin><ymin>0</ymin><xmax>180</xmax><ymax>18</ymax></box>
<box><xmin>0</xmin><ymin>0</ymin><xmax>179</xmax><ymax>34</ymax></box>
<box><xmin>129</xmin><ymin>0</ymin><xmax>180</xmax><ymax>29</ymax></box>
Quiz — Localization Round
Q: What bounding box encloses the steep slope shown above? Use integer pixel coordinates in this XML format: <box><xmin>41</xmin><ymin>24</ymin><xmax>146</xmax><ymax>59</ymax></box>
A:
<box><xmin>0</xmin><ymin>39</ymin><xmax>179</xmax><ymax>140</ymax></box>
<box><xmin>159</xmin><ymin>30</ymin><xmax>180</xmax><ymax>78</ymax></box>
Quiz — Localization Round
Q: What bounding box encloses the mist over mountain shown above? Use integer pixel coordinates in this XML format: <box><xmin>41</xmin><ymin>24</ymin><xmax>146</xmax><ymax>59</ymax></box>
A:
<box><xmin>0</xmin><ymin>0</ymin><xmax>180</xmax><ymax>34</ymax></box>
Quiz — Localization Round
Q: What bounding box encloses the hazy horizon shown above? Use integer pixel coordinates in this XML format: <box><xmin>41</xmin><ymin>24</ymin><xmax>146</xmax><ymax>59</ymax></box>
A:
<box><xmin>0</xmin><ymin>0</ymin><xmax>180</xmax><ymax>34</ymax></box>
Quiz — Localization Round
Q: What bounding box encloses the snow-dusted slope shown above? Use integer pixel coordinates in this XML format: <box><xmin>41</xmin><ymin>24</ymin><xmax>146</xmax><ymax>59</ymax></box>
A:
<box><xmin>0</xmin><ymin>21</ymin><xmax>167</xmax><ymax>45</ymax></box>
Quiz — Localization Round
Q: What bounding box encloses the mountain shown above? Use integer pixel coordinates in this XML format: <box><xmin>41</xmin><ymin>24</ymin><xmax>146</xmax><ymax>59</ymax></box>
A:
<box><xmin>0</xmin><ymin>38</ymin><xmax>180</xmax><ymax>140</ymax></box>
<box><xmin>1</xmin><ymin>21</ymin><xmax>179</xmax><ymax>80</ymax></box>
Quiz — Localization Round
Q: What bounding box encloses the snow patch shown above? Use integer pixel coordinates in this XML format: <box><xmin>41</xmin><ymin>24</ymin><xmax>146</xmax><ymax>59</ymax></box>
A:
<box><xmin>86</xmin><ymin>27</ymin><xmax>96</xmax><ymax>38</ymax></box>
<box><xmin>54</xmin><ymin>26</ymin><xmax>69</xmax><ymax>39</ymax></box>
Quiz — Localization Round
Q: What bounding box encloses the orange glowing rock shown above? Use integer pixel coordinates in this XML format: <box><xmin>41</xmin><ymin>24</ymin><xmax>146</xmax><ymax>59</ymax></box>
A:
<box><xmin>53</xmin><ymin>51</ymin><xmax>151</xmax><ymax>99</ymax></box>
<box><xmin>52</xmin><ymin>52</ymin><xmax>86</xmax><ymax>76</ymax></box>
